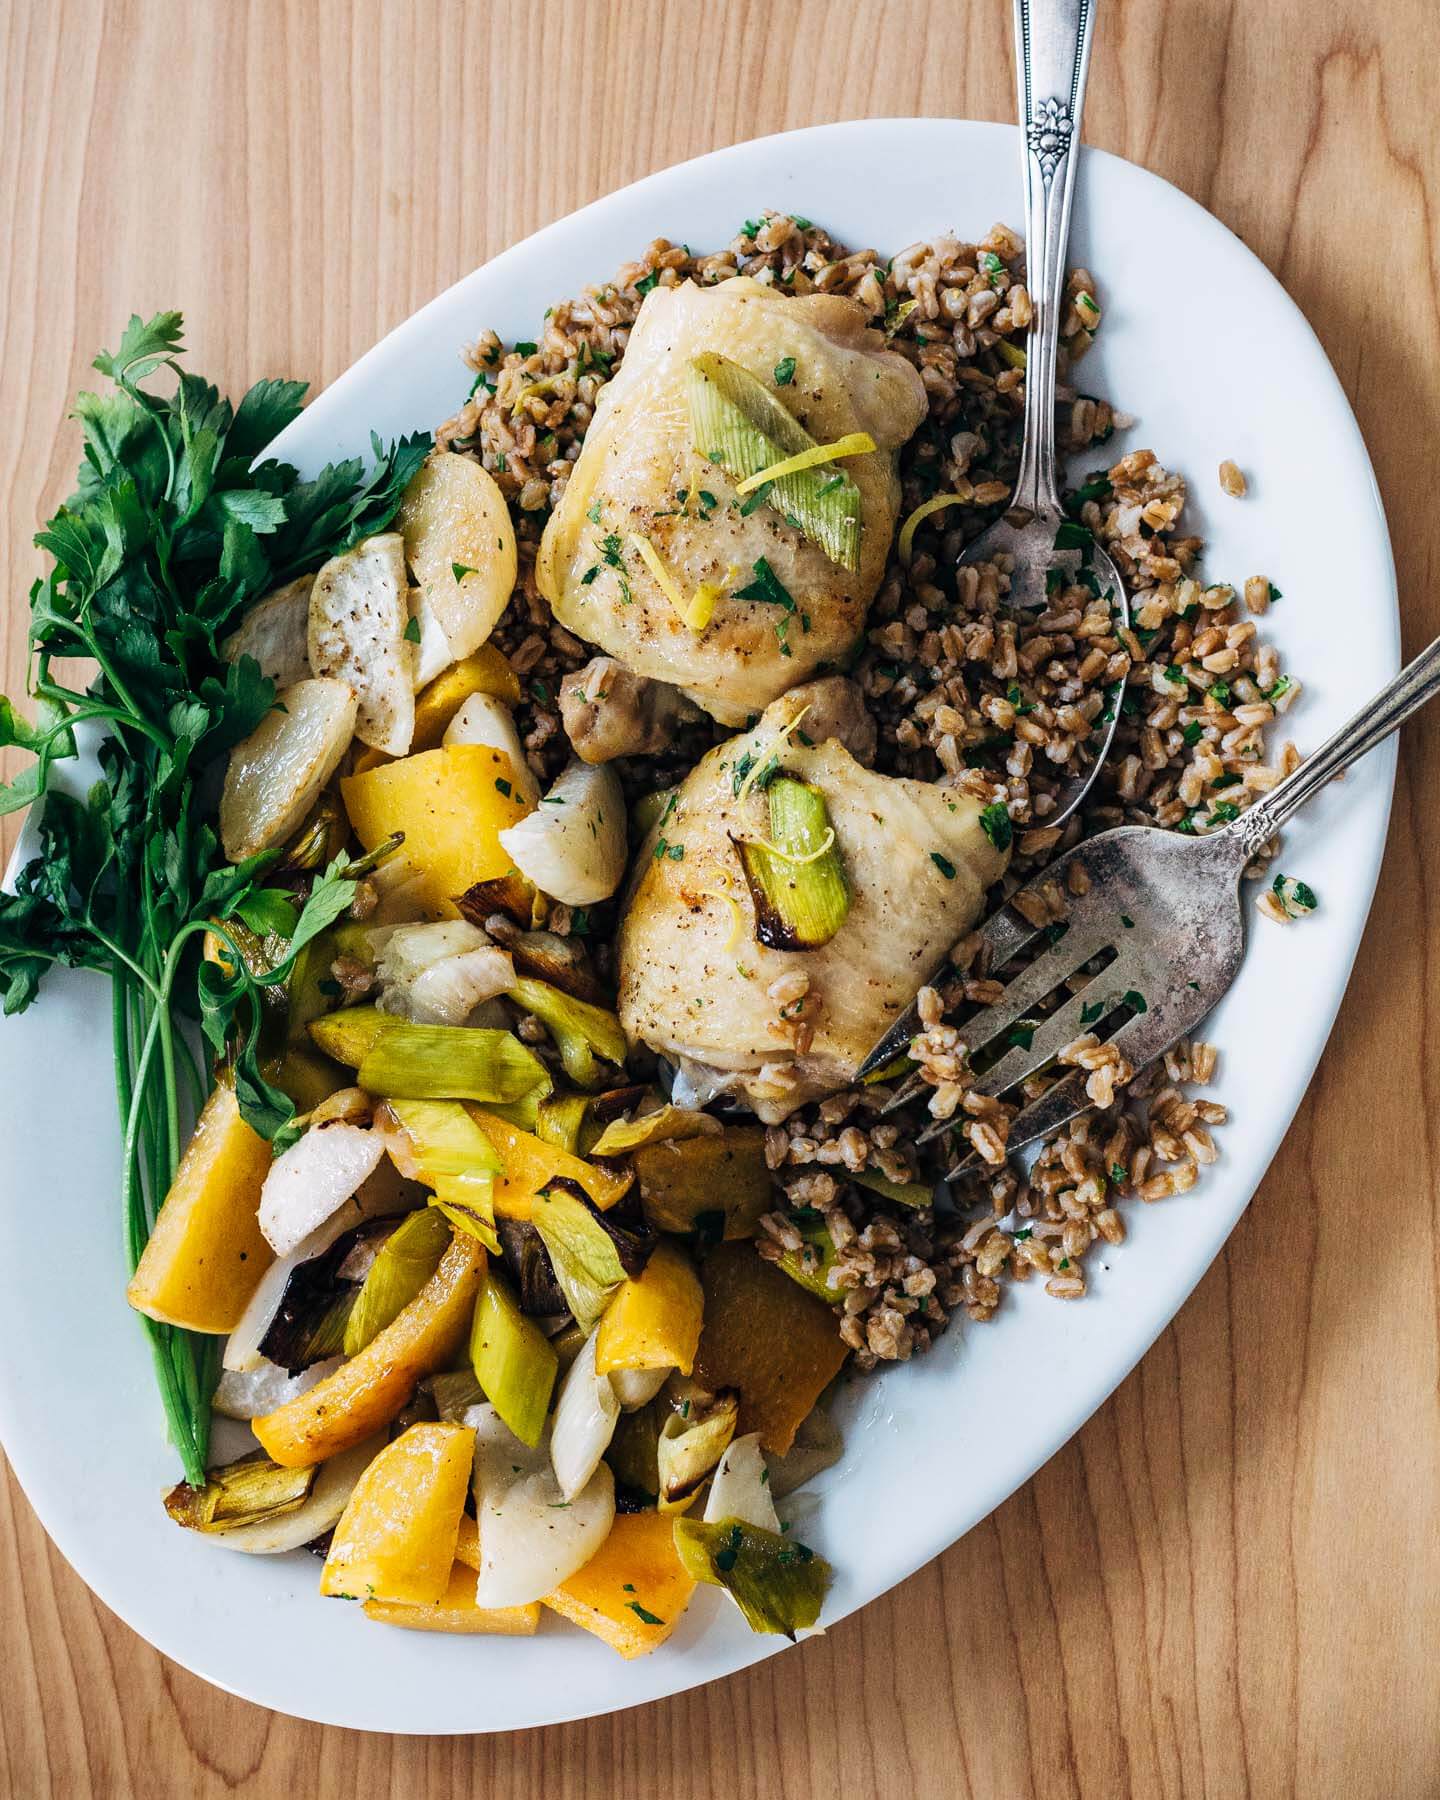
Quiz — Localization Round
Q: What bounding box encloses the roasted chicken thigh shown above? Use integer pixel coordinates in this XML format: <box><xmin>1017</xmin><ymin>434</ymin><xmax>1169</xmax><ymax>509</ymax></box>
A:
<box><xmin>537</xmin><ymin>278</ymin><xmax>927</xmax><ymax>724</ymax></box>
<box><xmin>617</xmin><ymin>680</ymin><xmax>1010</xmax><ymax>1120</ymax></box>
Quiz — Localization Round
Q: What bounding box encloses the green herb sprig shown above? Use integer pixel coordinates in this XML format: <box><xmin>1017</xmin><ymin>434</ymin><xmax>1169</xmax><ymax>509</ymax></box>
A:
<box><xmin>0</xmin><ymin>312</ymin><xmax>430</xmax><ymax>1480</ymax></box>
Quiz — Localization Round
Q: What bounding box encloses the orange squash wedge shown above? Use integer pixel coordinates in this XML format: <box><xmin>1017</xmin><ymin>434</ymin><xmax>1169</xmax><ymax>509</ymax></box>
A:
<box><xmin>542</xmin><ymin>1511</ymin><xmax>696</xmax><ymax>1658</ymax></box>
<box><xmin>253</xmin><ymin>1234</ymin><xmax>484</xmax><ymax>1467</ymax></box>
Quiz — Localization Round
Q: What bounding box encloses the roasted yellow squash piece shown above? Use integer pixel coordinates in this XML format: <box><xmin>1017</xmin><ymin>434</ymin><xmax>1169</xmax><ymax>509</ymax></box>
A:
<box><xmin>363</xmin><ymin>1560</ymin><xmax>540</xmax><ymax>1635</ymax></box>
<box><xmin>340</xmin><ymin>745</ymin><xmax>532</xmax><ymax>918</ymax></box>
<box><xmin>320</xmin><ymin>1421</ymin><xmax>474</xmax><ymax>1604</ymax></box>
<box><xmin>253</xmin><ymin>1235</ymin><xmax>484</xmax><ymax>1467</ymax></box>
<box><xmin>468</xmin><ymin>1107</ymin><xmax>632</xmax><ymax>1217</ymax></box>
<box><xmin>543</xmin><ymin>1510</ymin><xmax>697</xmax><ymax>1658</ymax></box>
<box><xmin>126</xmin><ymin>1077</ymin><xmax>273</xmax><ymax>1333</ymax></box>
<box><xmin>595</xmin><ymin>1241</ymin><xmax>703</xmax><ymax>1376</ymax></box>
<box><xmin>691</xmin><ymin>1241</ymin><xmax>848</xmax><ymax>1454</ymax></box>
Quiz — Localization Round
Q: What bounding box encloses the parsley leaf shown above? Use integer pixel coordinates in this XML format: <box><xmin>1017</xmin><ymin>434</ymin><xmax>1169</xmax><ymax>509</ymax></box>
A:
<box><xmin>0</xmin><ymin>310</ymin><xmax>431</xmax><ymax>1486</ymax></box>
<box><xmin>979</xmin><ymin>803</ymin><xmax>1012</xmax><ymax>851</ymax></box>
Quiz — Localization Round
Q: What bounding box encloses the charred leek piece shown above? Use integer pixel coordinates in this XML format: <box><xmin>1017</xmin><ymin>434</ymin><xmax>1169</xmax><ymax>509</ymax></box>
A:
<box><xmin>427</xmin><ymin>1366</ymin><xmax>487</xmax><ymax>1421</ymax></box>
<box><xmin>470</xmin><ymin>1263</ymin><xmax>558</xmax><ymax>1447</ymax></box>
<box><xmin>775</xmin><ymin>1215</ymin><xmax>840</xmax><ymax>1304</ymax></box>
<box><xmin>586</xmin><ymin>1104</ymin><xmax>720</xmax><ymax>1158</ymax></box>
<box><xmin>656</xmin><ymin>1391</ymin><xmax>739</xmax><ymax>1511</ymax></box>
<box><xmin>685</xmin><ymin>352</ymin><xmax>863</xmax><ymax>572</ymax></box>
<box><xmin>308</xmin><ymin>1004</ymin><xmax>397</xmax><ymax>1069</ymax></box>
<box><xmin>734</xmin><ymin>777</ymin><xmax>849</xmax><ymax>950</ymax></box>
<box><xmin>386</xmin><ymin>1099</ymin><xmax>504</xmax><ymax>1188</ymax></box>
<box><xmin>531</xmin><ymin>1184</ymin><xmax>648</xmax><ymax>1331</ymax></box>
<box><xmin>672</xmin><ymin>1516</ymin><xmax>831</xmax><ymax>1638</ymax></box>
<box><xmin>535</xmin><ymin>1093</ymin><xmax>592</xmax><ymax>1156</ymax></box>
<box><xmin>344</xmin><ymin>1208</ymin><xmax>453</xmax><ymax>1356</ymax></box>
<box><xmin>258</xmin><ymin>1221</ymin><xmax>388</xmax><ymax>1374</ymax></box>
<box><xmin>164</xmin><ymin>1451</ymin><xmax>316</xmax><ymax>1534</ymax></box>
<box><xmin>506</xmin><ymin>977</ymin><xmax>628</xmax><ymax>1090</ymax></box>
<box><xmin>358</xmin><ymin>1024</ymin><xmax>551</xmax><ymax>1106</ymax></box>
<box><xmin>851</xmin><ymin>1167</ymin><xmax>934</xmax><ymax>1209</ymax></box>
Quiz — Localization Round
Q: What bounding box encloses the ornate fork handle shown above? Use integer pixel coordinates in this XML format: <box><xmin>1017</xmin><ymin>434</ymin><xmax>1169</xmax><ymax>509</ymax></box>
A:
<box><xmin>1226</xmin><ymin>633</ymin><xmax>1440</xmax><ymax>857</ymax></box>
<box><xmin>1010</xmin><ymin>0</ymin><xmax>1098</xmax><ymax>517</ymax></box>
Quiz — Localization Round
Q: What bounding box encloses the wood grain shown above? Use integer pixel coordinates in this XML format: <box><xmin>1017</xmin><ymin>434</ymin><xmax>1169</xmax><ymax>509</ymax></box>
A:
<box><xmin>2</xmin><ymin>0</ymin><xmax>1438</xmax><ymax>1794</ymax></box>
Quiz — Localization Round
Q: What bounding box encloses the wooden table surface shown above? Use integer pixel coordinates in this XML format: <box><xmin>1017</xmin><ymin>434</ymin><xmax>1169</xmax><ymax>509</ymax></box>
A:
<box><xmin>2</xmin><ymin>1</ymin><xmax>1438</xmax><ymax>1794</ymax></box>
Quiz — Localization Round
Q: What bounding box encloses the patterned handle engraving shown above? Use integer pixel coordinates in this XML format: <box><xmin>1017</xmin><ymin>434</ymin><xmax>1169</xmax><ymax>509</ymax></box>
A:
<box><xmin>1026</xmin><ymin>95</ymin><xmax>1075</xmax><ymax>184</ymax></box>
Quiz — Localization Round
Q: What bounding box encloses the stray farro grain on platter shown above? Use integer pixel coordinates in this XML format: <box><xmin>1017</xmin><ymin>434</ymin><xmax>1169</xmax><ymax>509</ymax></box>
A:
<box><xmin>0</xmin><ymin>208</ymin><xmax>1313</xmax><ymax>1653</ymax></box>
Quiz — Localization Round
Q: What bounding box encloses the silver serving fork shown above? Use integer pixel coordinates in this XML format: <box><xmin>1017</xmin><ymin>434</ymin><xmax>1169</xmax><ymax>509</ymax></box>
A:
<box><xmin>950</xmin><ymin>0</ymin><xmax>1131</xmax><ymax>826</ymax></box>
<box><xmin>859</xmin><ymin>635</ymin><xmax>1440</xmax><ymax>1175</ymax></box>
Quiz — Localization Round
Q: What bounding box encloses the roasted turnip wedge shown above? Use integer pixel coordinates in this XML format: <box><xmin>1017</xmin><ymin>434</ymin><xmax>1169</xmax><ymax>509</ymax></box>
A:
<box><xmin>498</xmin><ymin>760</ymin><xmax>626</xmax><ymax>905</ymax></box>
<box><xmin>212</xmin><ymin>1355</ymin><xmax>343</xmax><ymax>1420</ymax></box>
<box><xmin>399</xmin><ymin>452</ymin><xmax>517</xmax><ymax>662</ymax></box>
<box><xmin>308</xmin><ymin>533</ymin><xmax>415</xmax><ymax>755</ymax></box>
<box><xmin>550</xmin><ymin>1328</ymin><xmax>620</xmax><ymax>1501</ymax></box>
<box><xmin>704</xmin><ymin>1432</ymin><xmax>780</xmax><ymax>1533</ymax></box>
<box><xmin>221</xmin><ymin>573</ymin><xmax>314</xmax><ymax>688</ymax></box>
<box><xmin>467</xmin><ymin>1402</ymin><xmax>615</xmax><ymax>1608</ymax></box>
<box><xmin>220</xmin><ymin>676</ymin><xmax>357</xmax><ymax>862</ymax></box>
<box><xmin>443</xmin><ymin>693</ymin><xmax>540</xmax><ymax>807</ymax></box>
<box><xmin>258</xmin><ymin>1122</ymin><xmax>388</xmax><ymax>1257</ymax></box>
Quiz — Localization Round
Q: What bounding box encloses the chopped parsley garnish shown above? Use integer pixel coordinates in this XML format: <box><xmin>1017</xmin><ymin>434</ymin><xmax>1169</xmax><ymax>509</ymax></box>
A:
<box><xmin>1080</xmin><ymin>999</ymin><xmax>1105</xmax><ymax>1024</ymax></box>
<box><xmin>1273</xmin><ymin>872</ymin><xmax>1318</xmax><ymax>913</ymax></box>
<box><xmin>1007</xmin><ymin>1021</ymin><xmax>1037</xmax><ymax>1050</ymax></box>
<box><xmin>451</xmin><ymin>561</ymin><xmax>476</xmax><ymax>582</ymax></box>
<box><xmin>818</xmin><ymin>474</ymin><xmax>845</xmax><ymax>497</ymax></box>
<box><xmin>530</xmin><ymin>679</ymin><xmax>550</xmax><ymax>705</ymax></box>
<box><xmin>1120</xmin><ymin>913</ymin><xmax>1135</xmax><ymax>928</ymax></box>
<box><xmin>773</xmin><ymin>355</ymin><xmax>797</xmax><ymax>386</ymax></box>
<box><xmin>580</xmin><ymin>565</ymin><xmax>601</xmax><ymax>585</ymax></box>
<box><xmin>512</xmin><ymin>340</ymin><xmax>538</xmax><ymax>357</ymax></box>
<box><xmin>667</xmin><ymin>842</ymin><xmax>685</xmax><ymax>861</ymax></box>
<box><xmin>1268</xmin><ymin>582</ymin><xmax>1283</xmax><ymax>603</ymax></box>
<box><xmin>1110</xmin><ymin>1163</ymin><xmax>1127</xmax><ymax>1185</ymax></box>
<box><xmin>403</xmin><ymin>616</ymin><xmax>421</xmax><ymax>643</ymax></box>
<box><xmin>697</xmin><ymin>489</ymin><xmax>718</xmax><ymax>518</ymax></box>
<box><xmin>1164</xmin><ymin>664</ymin><xmax>1187</xmax><ymax>685</ymax></box>
<box><xmin>626</xmin><ymin>1601</ymin><xmax>665</xmax><ymax>1626</ymax></box>
<box><xmin>979</xmin><ymin>802</ymin><xmax>1012</xmax><ymax>851</ymax></box>
<box><xmin>733</xmin><ymin>557</ymin><xmax>795</xmax><ymax>610</ymax></box>
<box><xmin>635</xmin><ymin>270</ymin><xmax>661</xmax><ymax>296</ymax></box>
<box><xmin>587</xmin><ymin>498</ymin><xmax>603</xmax><ymax>525</ymax></box>
<box><xmin>738</xmin><ymin>480</ymin><xmax>773</xmax><ymax>517</ymax></box>
<box><xmin>978</xmin><ymin>250</ymin><xmax>1004</xmax><ymax>286</ymax></box>
<box><xmin>1121</xmin><ymin>989</ymin><xmax>1147</xmax><ymax>1013</ymax></box>
<box><xmin>1053</xmin><ymin>520</ymin><xmax>1092</xmax><ymax>552</ymax></box>
<box><xmin>1264</xmin><ymin>675</ymin><xmax>1293</xmax><ymax>703</ymax></box>
<box><xmin>1208</xmin><ymin>801</ymin><xmax>1240</xmax><ymax>824</ymax></box>
<box><xmin>930</xmin><ymin>852</ymin><xmax>957</xmax><ymax>879</ymax></box>
<box><xmin>1208</xmin><ymin>680</ymin><xmax>1232</xmax><ymax>705</ymax></box>
<box><xmin>494</xmin><ymin>777</ymin><xmax>512</xmax><ymax>797</ymax></box>
<box><xmin>741</xmin><ymin>217</ymin><xmax>765</xmax><ymax>240</ymax></box>
<box><xmin>1007</xmin><ymin>682</ymin><xmax>1034</xmax><ymax>716</ymax></box>
<box><xmin>1181</xmin><ymin>721</ymin><xmax>1203</xmax><ymax>746</ymax></box>
<box><xmin>1211</xmin><ymin>772</ymin><xmax>1242</xmax><ymax>790</ymax></box>
<box><xmin>1068</xmin><ymin>472</ymin><xmax>1113</xmax><ymax>510</ymax></box>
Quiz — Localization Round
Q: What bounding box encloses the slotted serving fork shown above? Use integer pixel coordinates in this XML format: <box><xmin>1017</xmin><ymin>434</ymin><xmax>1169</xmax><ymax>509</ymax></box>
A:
<box><xmin>857</xmin><ymin>634</ymin><xmax>1440</xmax><ymax>1175</ymax></box>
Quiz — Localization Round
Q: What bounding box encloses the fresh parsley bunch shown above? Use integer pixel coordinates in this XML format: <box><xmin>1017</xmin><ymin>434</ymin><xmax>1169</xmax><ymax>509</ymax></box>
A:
<box><xmin>0</xmin><ymin>313</ymin><xmax>429</xmax><ymax>1479</ymax></box>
